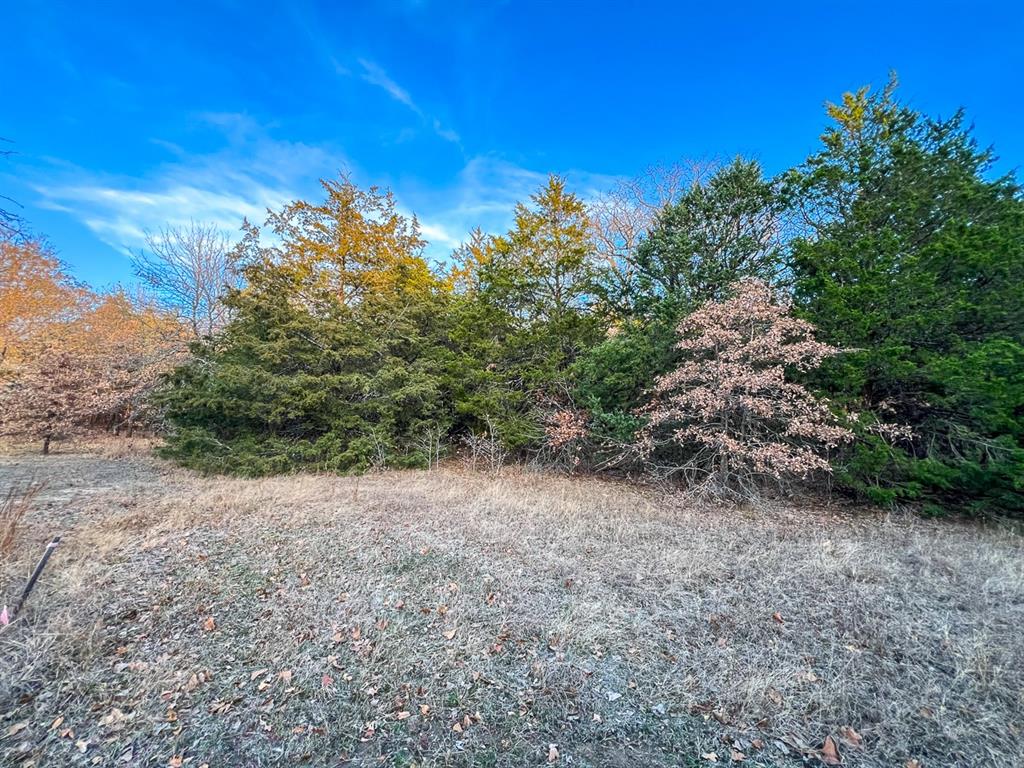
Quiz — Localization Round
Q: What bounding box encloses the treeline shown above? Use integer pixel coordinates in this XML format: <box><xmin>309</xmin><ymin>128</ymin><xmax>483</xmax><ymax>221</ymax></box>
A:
<box><xmin>2</xmin><ymin>80</ymin><xmax>1022</xmax><ymax>514</ymax></box>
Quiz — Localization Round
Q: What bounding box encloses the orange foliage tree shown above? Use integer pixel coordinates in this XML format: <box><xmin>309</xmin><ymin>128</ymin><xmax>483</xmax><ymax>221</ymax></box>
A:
<box><xmin>0</xmin><ymin>236</ymin><xmax>185</xmax><ymax>452</ymax></box>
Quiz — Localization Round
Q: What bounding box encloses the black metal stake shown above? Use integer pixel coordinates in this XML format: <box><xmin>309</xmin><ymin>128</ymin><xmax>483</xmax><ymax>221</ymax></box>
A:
<box><xmin>13</xmin><ymin>536</ymin><xmax>61</xmax><ymax>617</ymax></box>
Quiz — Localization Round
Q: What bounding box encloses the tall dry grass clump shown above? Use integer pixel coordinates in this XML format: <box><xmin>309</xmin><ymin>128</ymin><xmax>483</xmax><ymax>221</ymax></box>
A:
<box><xmin>0</xmin><ymin>481</ymin><xmax>41</xmax><ymax>561</ymax></box>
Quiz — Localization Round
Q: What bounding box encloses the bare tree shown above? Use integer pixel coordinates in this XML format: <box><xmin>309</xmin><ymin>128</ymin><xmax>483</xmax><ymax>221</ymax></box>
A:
<box><xmin>588</xmin><ymin>159</ymin><xmax>717</xmax><ymax>313</ymax></box>
<box><xmin>1</xmin><ymin>138</ymin><xmax>25</xmax><ymax>241</ymax></box>
<box><xmin>131</xmin><ymin>222</ymin><xmax>237</xmax><ymax>339</ymax></box>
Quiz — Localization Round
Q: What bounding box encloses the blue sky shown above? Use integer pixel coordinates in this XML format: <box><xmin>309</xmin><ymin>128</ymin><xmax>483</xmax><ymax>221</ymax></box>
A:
<box><xmin>2</xmin><ymin>1</ymin><xmax>1022</xmax><ymax>289</ymax></box>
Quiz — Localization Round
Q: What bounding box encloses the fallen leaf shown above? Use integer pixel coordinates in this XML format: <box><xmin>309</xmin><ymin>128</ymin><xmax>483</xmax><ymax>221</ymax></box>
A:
<box><xmin>772</xmin><ymin>611</ymin><xmax>784</xmax><ymax>624</ymax></box>
<box><xmin>395</xmin><ymin>711</ymin><xmax>411</xmax><ymax>720</ymax></box>
<box><xmin>905</xmin><ymin>761</ymin><xmax>922</xmax><ymax>768</ymax></box>
<box><xmin>839</xmin><ymin>726</ymin><xmax>863</xmax><ymax>748</ymax></box>
<box><xmin>50</xmin><ymin>716</ymin><xmax>64</xmax><ymax>730</ymax></box>
<box><xmin>279</xmin><ymin>669</ymin><xmax>293</xmax><ymax>683</ymax></box>
<box><xmin>99</xmin><ymin>708</ymin><xmax>128</xmax><ymax>731</ymax></box>
<box><xmin>730</xmin><ymin>750</ymin><xmax>746</xmax><ymax>762</ymax></box>
<box><xmin>701</xmin><ymin>753</ymin><xmax>718</xmax><ymax>763</ymax></box>
<box><xmin>202</xmin><ymin>616</ymin><xmax>216</xmax><ymax>632</ymax></box>
<box><xmin>419</xmin><ymin>704</ymin><xmax>430</xmax><ymax>716</ymax></box>
<box><xmin>6</xmin><ymin>721</ymin><xmax>29</xmax><ymax>737</ymax></box>
<box><xmin>443</xmin><ymin>628</ymin><xmax>457</xmax><ymax>640</ymax></box>
<box><xmin>547</xmin><ymin>743</ymin><xmax>559</xmax><ymax>763</ymax></box>
<box><xmin>169</xmin><ymin>757</ymin><xmax>183</xmax><ymax>768</ymax></box>
<box><xmin>820</xmin><ymin>735</ymin><xmax>842</xmax><ymax>765</ymax></box>
<box><xmin>322</xmin><ymin>674</ymin><xmax>334</xmax><ymax>688</ymax></box>
<box><xmin>394</xmin><ymin>599</ymin><xmax>405</xmax><ymax>609</ymax></box>
<box><xmin>250</xmin><ymin>668</ymin><xmax>269</xmax><ymax>681</ymax></box>
<box><xmin>76</xmin><ymin>740</ymin><xmax>89</xmax><ymax>753</ymax></box>
<box><xmin>452</xmin><ymin>722</ymin><xmax>463</xmax><ymax>734</ymax></box>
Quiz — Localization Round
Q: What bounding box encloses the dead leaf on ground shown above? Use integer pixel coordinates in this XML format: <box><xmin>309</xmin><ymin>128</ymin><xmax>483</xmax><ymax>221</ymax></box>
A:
<box><xmin>839</xmin><ymin>726</ymin><xmax>863</xmax><ymax>747</ymax></box>
<box><xmin>99</xmin><ymin>708</ymin><xmax>128</xmax><ymax>731</ymax></box>
<box><xmin>730</xmin><ymin>749</ymin><xmax>746</xmax><ymax>762</ymax></box>
<box><xmin>547</xmin><ymin>743</ymin><xmax>559</xmax><ymax>763</ymax></box>
<box><xmin>820</xmin><ymin>735</ymin><xmax>842</xmax><ymax>765</ymax></box>
<box><xmin>772</xmin><ymin>611</ymin><xmax>784</xmax><ymax>624</ymax></box>
<box><xmin>443</xmin><ymin>628</ymin><xmax>457</xmax><ymax>640</ymax></box>
<box><xmin>202</xmin><ymin>616</ymin><xmax>216</xmax><ymax>632</ymax></box>
<box><xmin>6</xmin><ymin>721</ymin><xmax>29</xmax><ymax>737</ymax></box>
<box><xmin>701</xmin><ymin>753</ymin><xmax>718</xmax><ymax>763</ymax></box>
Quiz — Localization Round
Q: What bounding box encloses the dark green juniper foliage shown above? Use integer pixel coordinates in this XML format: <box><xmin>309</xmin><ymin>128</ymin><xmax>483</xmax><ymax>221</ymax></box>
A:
<box><xmin>158</xmin><ymin>266</ymin><xmax>453</xmax><ymax>475</ymax></box>
<box><xmin>787</xmin><ymin>78</ymin><xmax>1024</xmax><ymax>513</ymax></box>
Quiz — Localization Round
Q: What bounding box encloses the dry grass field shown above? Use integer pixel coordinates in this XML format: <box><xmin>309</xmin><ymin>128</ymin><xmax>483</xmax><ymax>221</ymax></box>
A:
<box><xmin>1</xmin><ymin>448</ymin><xmax>1022</xmax><ymax>767</ymax></box>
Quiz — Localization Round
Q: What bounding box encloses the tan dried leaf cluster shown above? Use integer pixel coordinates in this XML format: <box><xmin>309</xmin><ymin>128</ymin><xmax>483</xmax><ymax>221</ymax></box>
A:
<box><xmin>638</xmin><ymin>278</ymin><xmax>853</xmax><ymax>492</ymax></box>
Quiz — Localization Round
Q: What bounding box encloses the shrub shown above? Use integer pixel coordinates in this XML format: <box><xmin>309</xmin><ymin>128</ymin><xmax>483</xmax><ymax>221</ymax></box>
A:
<box><xmin>637</xmin><ymin>279</ymin><xmax>853</xmax><ymax>498</ymax></box>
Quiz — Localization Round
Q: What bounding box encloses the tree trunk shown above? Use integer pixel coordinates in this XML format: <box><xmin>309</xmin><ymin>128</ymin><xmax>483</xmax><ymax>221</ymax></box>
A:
<box><xmin>42</xmin><ymin>436</ymin><xmax>51</xmax><ymax>455</ymax></box>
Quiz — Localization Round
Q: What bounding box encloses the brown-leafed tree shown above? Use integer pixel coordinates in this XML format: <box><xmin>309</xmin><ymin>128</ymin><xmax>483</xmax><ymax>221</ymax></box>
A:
<box><xmin>637</xmin><ymin>278</ymin><xmax>853</xmax><ymax>498</ymax></box>
<box><xmin>1</xmin><ymin>237</ymin><xmax>185</xmax><ymax>451</ymax></box>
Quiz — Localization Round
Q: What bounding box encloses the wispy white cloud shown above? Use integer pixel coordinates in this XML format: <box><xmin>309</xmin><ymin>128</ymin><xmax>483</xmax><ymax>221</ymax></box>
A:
<box><xmin>32</xmin><ymin>114</ymin><xmax>345</xmax><ymax>254</ymax></box>
<box><xmin>359</xmin><ymin>58</ymin><xmax>418</xmax><ymax>113</ymax></box>
<box><xmin>353</xmin><ymin>58</ymin><xmax>460</xmax><ymax>145</ymax></box>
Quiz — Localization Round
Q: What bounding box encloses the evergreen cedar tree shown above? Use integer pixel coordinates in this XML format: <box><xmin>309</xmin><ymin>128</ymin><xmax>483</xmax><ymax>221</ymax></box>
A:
<box><xmin>3</xmin><ymin>79</ymin><xmax>1021</xmax><ymax>514</ymax></box>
